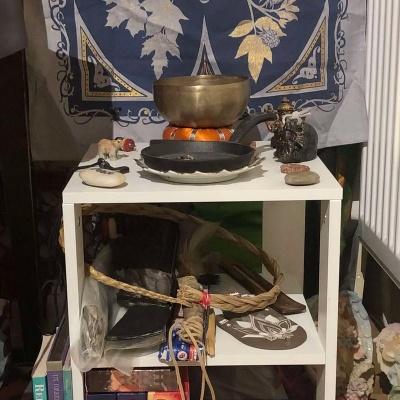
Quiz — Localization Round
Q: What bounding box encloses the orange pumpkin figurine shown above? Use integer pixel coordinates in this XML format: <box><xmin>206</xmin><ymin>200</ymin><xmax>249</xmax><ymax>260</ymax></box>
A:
<box><xmin>162</xmin><ymin>125</ymin><xmax>234</xmax><ymax>141</ymax></box>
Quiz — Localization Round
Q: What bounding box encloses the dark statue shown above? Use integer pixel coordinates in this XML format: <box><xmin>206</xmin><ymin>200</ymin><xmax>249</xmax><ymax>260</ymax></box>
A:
<box><xmin>267</xmin><ymin>97</ymin><xmax>318</xmax><ymax>164</ymax></box>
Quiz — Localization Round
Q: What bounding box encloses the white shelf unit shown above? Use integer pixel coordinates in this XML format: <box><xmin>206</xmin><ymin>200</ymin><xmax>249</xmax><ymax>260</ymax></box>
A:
<box><xmin>62</xmin><ymin>142</ymin><xmax>342</xmax><ymax>400</ymax></box>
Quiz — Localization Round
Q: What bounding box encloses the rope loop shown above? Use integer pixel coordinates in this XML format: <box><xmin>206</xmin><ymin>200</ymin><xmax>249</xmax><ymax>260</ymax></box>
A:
<box><xmin>169</xmin><ymin>319</ymin><xmax>216</xmax><ymax>400</ymax></box>
<box><xmin>60</xmin><ymin>203</ymin><xmax>284</xmax><ymax>313</ymax></box>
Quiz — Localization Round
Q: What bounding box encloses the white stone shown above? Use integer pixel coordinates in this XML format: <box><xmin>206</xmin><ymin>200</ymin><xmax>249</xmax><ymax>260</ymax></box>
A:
<box><xmin>79</xmin><ymin>168</ymin><xmax>126</xmax><ymax>188</ymax></box>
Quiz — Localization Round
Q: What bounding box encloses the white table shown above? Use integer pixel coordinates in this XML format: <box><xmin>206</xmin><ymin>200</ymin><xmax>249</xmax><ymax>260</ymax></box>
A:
<box><xmin>62</xmin><ymin>142</ymin><xmax>342</xmax><ymax>400</ymax></box>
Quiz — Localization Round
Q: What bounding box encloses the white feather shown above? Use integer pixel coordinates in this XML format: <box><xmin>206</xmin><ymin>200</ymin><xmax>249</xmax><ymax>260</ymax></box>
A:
<box><xmin>187</xmin><ymin>222</ymin><xmax>220</xmax><ymax>256</ymax></box>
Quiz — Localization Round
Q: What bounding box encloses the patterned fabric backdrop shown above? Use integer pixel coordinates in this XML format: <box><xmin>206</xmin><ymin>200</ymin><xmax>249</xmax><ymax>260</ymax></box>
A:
<box><xmin>26</xmin><ymin>0</ymin><xmax>367</xmax><ymax>161</ymax></box>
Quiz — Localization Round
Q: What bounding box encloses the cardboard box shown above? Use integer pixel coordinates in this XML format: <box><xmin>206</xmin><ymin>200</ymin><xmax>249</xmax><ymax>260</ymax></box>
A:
<box><xmin>116</xmin><ymin>393</ymin><xmax>146</xmax><ymax>400</ymax></box>
<box><xmin>147</xmin><ymin>368</ymin><xmax>189</xmax><ymax>400</ymax></box>
<box><xmin>147</xmin><ymin>391</ymin><xmax>183</xmax><ymax>400</ymax></box>
<box><xmin>84</xmin><ymin>368</ymin><xmax>179</xmax><ymax>393</ymax></box>
<box><xmin>86</xmin><ymin>394</ymin><xmax>116</xmax><ymax>400</ymax></box>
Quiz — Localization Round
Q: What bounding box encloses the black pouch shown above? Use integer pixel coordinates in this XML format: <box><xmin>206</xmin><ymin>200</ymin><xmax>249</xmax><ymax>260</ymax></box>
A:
<box><xmin>101</xmin><ymin>216</ymin><xmax>179</xmax><ymax>342</ymax></box>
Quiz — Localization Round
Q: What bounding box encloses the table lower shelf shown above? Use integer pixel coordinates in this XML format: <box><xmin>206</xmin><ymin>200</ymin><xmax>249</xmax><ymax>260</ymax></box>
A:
<box><xmin>95</xmin><ymin>294</ymin><xmax>325</xmax><ymax>369</ymax></box>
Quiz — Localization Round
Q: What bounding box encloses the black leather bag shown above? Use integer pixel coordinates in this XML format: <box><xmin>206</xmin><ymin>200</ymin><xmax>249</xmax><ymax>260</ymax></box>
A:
<box><xmin>98</xmin><ymin>216</ymin><xmax>179</xmax><ymax>342</ymax></box>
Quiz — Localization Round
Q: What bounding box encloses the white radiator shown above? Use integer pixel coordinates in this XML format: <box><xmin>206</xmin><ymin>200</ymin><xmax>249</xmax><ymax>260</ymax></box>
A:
<box><xmin>360</xmin><ymin>0</ymin><xmax>400</xmax><ymax>283</ymax></box>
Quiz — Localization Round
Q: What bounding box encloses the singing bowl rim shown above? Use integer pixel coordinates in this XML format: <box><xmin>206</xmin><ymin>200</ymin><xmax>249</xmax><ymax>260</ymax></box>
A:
<box><xmin>153</xmin><ymin>74</ymin><xmax>251</xmax><ymax>128</ymax></box>
<box><xmin>153</xmin><ymin>74</ymin><xmax>250</xmax><ymax>87</ymax></box>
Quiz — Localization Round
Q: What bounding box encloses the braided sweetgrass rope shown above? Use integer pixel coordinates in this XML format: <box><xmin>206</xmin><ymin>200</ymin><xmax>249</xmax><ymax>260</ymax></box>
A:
<box><xmin>61</xmin><ymin>203</ymin><xmax>283</xmax><ymax>313</ymax></box>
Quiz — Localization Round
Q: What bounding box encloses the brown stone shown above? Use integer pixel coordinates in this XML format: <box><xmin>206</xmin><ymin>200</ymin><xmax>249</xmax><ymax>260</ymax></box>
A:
<box><xmin>284</xmin><ymin>171</ymin><xmax>320</xmax><ymax>186</ymax></box>
<box><xmin>280</xmin><ymin>163</ymin><xmax>311</xmax><ymax>174</ymax></box>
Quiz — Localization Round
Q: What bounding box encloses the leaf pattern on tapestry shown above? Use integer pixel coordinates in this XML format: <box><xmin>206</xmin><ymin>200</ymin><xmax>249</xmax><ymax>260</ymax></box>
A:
<box><xmin>230</xmin><ymin>0</ymin><xmax>299</xmax><ymax>82</ymax></box>
<box><xmin>104</xmin><ymin>0</ymin><xmax>188</xmax><ymax>78</ymax></box>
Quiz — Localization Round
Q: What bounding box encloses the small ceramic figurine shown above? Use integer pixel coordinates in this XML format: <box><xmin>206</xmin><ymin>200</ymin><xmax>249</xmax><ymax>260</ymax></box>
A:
<box><xmin>97</xmin><ymin>138</ymin><xmax>124</xmax><ymax>160</ymax></box>
<box><xmin>115</xmin><ymin>137</ymin><xmax>136</xmax><ymax>152</ymax></box>
<box><xmin>374</xmin><ymin>323</ymin><xmax>400</xmax><ymax>387</ymax></box>
<box><xmin>98</xmin><ymin>138</ymin><xmax>135</xmax><ymax>159</ymax></box>
<box><xmin>334</xmin><ymin>291</ymin><xmax>375</xmax><ymax>400</ymax></box>
<box><xmin>267</xmin><ymin>97</ymin><xmax>317</xmax><ymax>164</ymax></box>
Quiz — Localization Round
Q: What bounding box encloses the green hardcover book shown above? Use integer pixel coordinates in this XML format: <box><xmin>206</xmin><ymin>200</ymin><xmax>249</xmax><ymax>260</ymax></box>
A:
<box><xmin>32</xmin><ymin>335</ymin><xmax>55</xmax><ymax>400</ymax></box>
<box><xmin>63</xmin><ymin>348</ymin><xmax>72</xmax><ymax>400</ymax></box>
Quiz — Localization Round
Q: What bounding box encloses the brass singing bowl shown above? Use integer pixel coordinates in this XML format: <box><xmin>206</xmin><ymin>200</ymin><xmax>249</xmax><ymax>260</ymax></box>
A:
<box><xmin>153</xmin><ymin>75</ymin><xmax>250</xmax><ymax>128</ymax></box>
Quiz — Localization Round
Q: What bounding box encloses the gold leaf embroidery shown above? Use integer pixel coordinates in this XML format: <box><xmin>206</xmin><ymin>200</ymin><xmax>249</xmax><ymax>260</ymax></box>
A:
<box><xmin>229</xmin><ymin>20</ymin><xmax>254</xmax><ymax>38</ymax></box>
<box><xmin>282</xmin><ymin>0</ymin><xmax>297</xmax><ymax>7</ymax></box>
<box><xmin>235</xmin><ymin>34</ymin><xmax>259</xmax><ymax>58</ymax></box>
<box><xmin>256</xmin><ymin>17</ymin><xmax>286</xmax><ymax>37</ymax></box>
<box><xmin>260</xmin><ymin>44</ymin><xmax>273</xmax><ymax>63</ymax></box>
<box><xmin>278</xmin><ymin>19</ymin><xmax>289</xmax><ymax>29</ymax></box>
<box><xmin>285</xmin><ymin>5</ymin><xmax>300</xmax><ymax>13</ymax></box>
<box><xmin>235</xmin><ymin>35</ymin><xmax>272</xmax><ymax>82</ymax></box>
<box><xmin>229</xmin><ymin>0</ymin><xmax>300</xmax><ymax>82</ymax></box>
<box><xmin>276</xmin><ymin>10</ymin><xmax>298</xmax><ymax>22</ymax></box>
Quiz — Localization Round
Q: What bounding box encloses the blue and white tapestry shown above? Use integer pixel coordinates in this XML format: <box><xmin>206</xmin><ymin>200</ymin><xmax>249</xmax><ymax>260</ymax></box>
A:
<box><xmin>28</xmin><ymin>0</ymin><xmax>367</xmax><ymax>160</ymax></box>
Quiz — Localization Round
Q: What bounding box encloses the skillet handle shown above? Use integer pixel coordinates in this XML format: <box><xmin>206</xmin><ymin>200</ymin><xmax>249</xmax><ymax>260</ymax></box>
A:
<box><xmin>149</xmin><ymin>139</ymin><xmax>165</xmax><ymax>146</ymax></box>
<box><xmin>229</xmin><ymin>112</ymin><xmax>277</xmax><ymax>144</ymax></box>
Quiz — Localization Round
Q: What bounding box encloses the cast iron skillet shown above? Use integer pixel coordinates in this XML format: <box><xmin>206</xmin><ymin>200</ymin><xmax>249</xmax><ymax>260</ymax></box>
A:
<box><xmin>141</xmin><ymin>112</ymin><xmax>276</xmax><ymax>173</ymax></box>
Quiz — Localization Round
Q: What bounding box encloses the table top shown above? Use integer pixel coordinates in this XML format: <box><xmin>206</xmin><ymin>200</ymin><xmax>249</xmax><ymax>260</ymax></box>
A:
<box><xmin>62</xmin><ymin>142</ymin><xmax>342</xmax><ymax>204</ymax></box>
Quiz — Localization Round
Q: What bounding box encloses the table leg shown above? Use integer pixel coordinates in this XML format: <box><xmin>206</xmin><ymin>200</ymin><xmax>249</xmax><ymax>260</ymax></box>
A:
<box><xmin>316</xmin><ymin>199</ymin><xmax>341</xmax><ymax>400</ymax></box>
<box><xmin>62</xmin><ymin>203</ymin><xmax>85</xmax><ymax>400</ymax></box>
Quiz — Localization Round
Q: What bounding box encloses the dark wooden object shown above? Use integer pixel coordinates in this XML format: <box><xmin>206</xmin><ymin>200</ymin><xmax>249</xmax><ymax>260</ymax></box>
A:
<box><xmin>220</xmin><ymin>260</ymin><xmax>306</xmax><ymax>315</ymax></box>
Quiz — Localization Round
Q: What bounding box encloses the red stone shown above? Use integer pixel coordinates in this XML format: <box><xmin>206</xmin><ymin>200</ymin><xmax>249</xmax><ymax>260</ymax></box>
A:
<box><xmin>280</xmin><ymin>163</ymin><xmax>310</xmax><ymax>174</ymax></box>
<box><xmin>122</xmin><ymin>138</ymin><xmax>135</xmax><ymax>152</ymax></box>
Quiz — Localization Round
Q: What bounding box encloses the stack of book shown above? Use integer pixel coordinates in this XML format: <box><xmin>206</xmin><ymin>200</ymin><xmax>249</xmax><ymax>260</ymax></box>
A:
<box><xmin>32</xmin><ymin>314</ymin><xmax>189</xmax><ymax>400</ymax></box>
<box><xmin>85</xmin><ymin>367</ymin><xmax>190</xmax><ymax>400</ymax></box>
<box><xmin>31</xmin><ymin>315</ymin><xmax>72</xmax><ymax>400</ymax></box>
